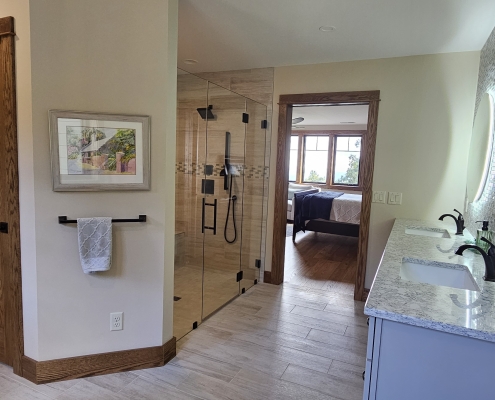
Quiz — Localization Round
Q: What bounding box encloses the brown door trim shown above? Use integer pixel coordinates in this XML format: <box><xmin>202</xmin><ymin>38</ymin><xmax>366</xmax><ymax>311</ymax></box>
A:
<box><xmin>0</xmin><ymin>16</ymin><xmax>23</xmax><ymax>374</ymax></box>
<box><xmin>271</xmin><ymin>90</ymin><xmax>380</xmax><ymax>301</ymax></box>
<box><xmin>0</xmin><ymin>17</ymin><xmax>15</xmax><ymax>37</ymax></box>
<box><xmin>278</xmin><ymin>90</ymin><xmax>380</xmax><ymax>105</ymax></box>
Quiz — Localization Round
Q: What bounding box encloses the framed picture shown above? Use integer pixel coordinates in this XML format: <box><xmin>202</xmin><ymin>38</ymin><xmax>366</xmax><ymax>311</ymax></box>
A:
<box><xmin>49</xmin><ymin>110</ymin><xmax>150</xmax><ymax>191</ymax></box>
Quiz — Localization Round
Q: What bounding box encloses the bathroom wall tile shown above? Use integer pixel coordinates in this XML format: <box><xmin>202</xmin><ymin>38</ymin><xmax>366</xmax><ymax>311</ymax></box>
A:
<box><xmin>466</xmin><ymin>28</ymin><xmax>495</xmax><ymax>231</ymax></box>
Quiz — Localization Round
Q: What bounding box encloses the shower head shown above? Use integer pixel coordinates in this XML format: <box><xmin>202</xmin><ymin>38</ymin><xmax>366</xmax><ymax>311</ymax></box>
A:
<box><xmin>197</xmin><ymin>105</ymin><xmax>215</xmax><ymax>120</ymax></box>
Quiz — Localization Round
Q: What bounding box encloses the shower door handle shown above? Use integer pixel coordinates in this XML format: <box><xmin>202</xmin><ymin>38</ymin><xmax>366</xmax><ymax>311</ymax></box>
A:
<box><xmin>202</xmin><ymin>198</ymin><xmax>217</xmax><ymax>235</ymax></box>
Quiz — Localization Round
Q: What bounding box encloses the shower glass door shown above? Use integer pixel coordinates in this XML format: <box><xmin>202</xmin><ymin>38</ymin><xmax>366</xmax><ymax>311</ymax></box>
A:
<box><xmin>174</xmin><ymin>69</ymin><xmax>268</xmax><ymax>340</ymax></box>
<box><xmin>239</xmin><ymin>99</ymin><xmax>267</xmax><ymax>293</ymax></box>
<box><xmin>201</xmin><ymin>82</ymin><xmax>246</xmax><ymax>319</ymax></box>
<box><xmin>174</xmin><ymin>70</ymin><xmax>208</xmax><ymax>340</ymax></box>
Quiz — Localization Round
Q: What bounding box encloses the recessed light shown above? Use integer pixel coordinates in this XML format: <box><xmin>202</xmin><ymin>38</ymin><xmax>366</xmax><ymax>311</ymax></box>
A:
<box><xmin>319</xmin><ymin>26</ymin><xmax>336</xmax><ymax>32</ymax></box>
<box><xmin>183</xmin><ymin>59</ymin><xmax>198</xmax><ymax>65</ymax></box>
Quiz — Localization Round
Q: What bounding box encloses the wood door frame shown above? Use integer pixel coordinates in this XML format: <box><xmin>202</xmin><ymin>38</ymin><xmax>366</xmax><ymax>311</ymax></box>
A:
<box><xmin>0</xmin><ymin>16</ymin><xmax>24</xmax><ymax>375</ymax></box>
<box><xmin>270</xmin><ymin>90</ymin><xmax>380</xmax><ymax>301</ymax></box>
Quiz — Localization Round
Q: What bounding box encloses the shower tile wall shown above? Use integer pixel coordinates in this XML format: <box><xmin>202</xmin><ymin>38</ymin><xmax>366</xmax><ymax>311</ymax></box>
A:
<box><xmin>466</xmin><ymin>28</ymin><xmax>495</xmax><ymax>231</ymax></box>
<box><xmin>196</xmin><ymin>68</ymin><xmax>274</xmax><ymax>107</ymax></box>
<box><xmin>176</xmin><ymin>68</ymin><xmax>274</xmax><ymax>275</ymax></box>
<box><xmin>176</xmin><ymin>73</ymin><xmax>207</xmax><ymax>272</ymax></box>
<box><xmin>196</xmin><ymin>68</ymin><xmax>274</xmax><ymax>277</ymax></box>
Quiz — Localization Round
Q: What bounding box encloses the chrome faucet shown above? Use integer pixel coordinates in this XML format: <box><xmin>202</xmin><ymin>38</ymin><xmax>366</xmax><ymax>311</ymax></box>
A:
<box><xmin>455</xmin><ymin>237</ymin><xmax>495</xmax><ymax>282</ymax></box>
<box><xmin>439</xmin><ymin>209</ymin><xmax>465</xmax><ymax>235</ymax></box>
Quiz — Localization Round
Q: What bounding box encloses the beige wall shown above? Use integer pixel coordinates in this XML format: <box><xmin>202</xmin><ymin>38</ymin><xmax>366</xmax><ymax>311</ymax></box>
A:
<box><xmin>268</xmin><ymin>52</ymin><xmax>480</xmax><ymax>287</ymax></box>
<box><xmin>14</xmin><ymin>0</ymin><xmax>178</xmax><ymax>361</ymax></box>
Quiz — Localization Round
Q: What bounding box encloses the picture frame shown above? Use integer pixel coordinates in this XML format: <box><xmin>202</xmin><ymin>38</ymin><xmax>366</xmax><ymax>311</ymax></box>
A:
<box><xmin>49</xmin><ymin>110</ymin><xmax>151</xmax><ymax>191</ymax></box>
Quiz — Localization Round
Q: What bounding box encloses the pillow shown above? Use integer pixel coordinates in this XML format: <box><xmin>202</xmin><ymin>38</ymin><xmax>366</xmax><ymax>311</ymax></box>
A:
<box><xmin>289</xmin><ymin>183</ymin><xmax>312</xmax><ymax>190</ymax></box>
<box><xmin>288</xmin><ymin>183</ymin><xmax>314</xmax><ymax>199</ymax></box>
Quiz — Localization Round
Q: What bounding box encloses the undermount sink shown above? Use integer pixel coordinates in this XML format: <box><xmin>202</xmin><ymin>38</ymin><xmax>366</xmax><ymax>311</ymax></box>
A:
<box><xmin>405</xmin><ymin>227</ymin><xmax>451</xmax><ymax>239</ymax></box>
<box><xmin>400</xmin><ymin>258</ymin><xmax>480</xmax><ymax>291</ymax></box>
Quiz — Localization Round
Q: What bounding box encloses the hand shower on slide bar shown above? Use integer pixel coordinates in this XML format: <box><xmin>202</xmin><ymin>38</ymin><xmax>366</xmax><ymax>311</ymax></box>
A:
<box><xmin>221</xmin><ymin>132</ymin><xmax>237</xmax><ymax>244</ymax></box>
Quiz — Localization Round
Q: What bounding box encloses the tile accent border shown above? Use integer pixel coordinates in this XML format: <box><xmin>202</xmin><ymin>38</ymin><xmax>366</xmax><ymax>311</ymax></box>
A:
<box><xmin>176</xmin><ymin>161</ymin><xmax>269</xmax><ymax>180</ymax></box>
<box><xmin>21</xmin><ymin>337</ymin><xmax>176</xmax><ymax>385</ymax></box>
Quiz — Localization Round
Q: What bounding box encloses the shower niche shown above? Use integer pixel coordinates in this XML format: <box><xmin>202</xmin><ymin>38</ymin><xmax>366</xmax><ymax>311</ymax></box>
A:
<box><xmin>174</xmin><ymin>69</ymin><xmax>268</xmax><ymax>340</ymax></box>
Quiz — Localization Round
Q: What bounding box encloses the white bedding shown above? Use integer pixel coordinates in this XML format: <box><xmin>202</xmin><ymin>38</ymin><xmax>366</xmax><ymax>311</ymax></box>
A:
<box><xmin>329</xmin><ymin>193</ymin><xmax>362</xmax><ymax>224</ymax></box>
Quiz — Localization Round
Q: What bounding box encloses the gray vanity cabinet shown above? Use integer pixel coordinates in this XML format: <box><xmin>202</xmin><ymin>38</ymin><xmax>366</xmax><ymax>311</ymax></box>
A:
<box><xmin>362</xmin><ymin>316</ymin><xmax>379</xmax><ymax>400</ymax></box>
<box><xmin>363</xmin><ymin>316</ymin><xmax>495</xmax><ymax>400</ymax></box>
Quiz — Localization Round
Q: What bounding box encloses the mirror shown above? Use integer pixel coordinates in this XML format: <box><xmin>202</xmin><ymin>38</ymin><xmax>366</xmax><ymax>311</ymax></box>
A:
<box><xmin>466</xmin><ymin>92</ymin><xmax>494</xmax><ymax>203</ymax></box>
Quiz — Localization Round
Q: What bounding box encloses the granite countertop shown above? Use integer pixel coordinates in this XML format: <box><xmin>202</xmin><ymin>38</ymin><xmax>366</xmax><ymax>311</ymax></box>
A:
<box><xmin>365</xmin><ymin>218</ymin><xmax>495</xmax><ymax>342</ymax></box>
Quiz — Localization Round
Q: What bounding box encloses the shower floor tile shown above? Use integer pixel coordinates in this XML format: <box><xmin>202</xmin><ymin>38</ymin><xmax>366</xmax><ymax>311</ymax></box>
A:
<box><xmin>173</xmin><ymin>263</ymin><xmax>251</xmax><ymax>340</ymax></box>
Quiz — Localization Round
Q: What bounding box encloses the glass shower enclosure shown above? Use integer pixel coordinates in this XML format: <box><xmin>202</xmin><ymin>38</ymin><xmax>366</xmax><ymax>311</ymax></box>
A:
<box><xmin>174</xmin><ymin>69</ymin><xmax>268</xmax><ymax>340</ymax></box>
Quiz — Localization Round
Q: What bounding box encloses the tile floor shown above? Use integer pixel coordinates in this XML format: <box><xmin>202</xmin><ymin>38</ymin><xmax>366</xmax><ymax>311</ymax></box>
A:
<box><xmin>0</xmin><ymin>282</ymin><xmax>366</xmax><ymax>399</ymax></box>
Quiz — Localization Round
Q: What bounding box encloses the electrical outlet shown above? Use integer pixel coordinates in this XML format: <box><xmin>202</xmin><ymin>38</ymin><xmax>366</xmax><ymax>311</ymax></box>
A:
<box><xmin>372</xmin><ymin>191</ymin><xmax>387</xmax><ymax>204</ymax></box>
<box><xmin>110</xmin><ymin>312</ymin><xmax>123</xmax><ymax>331</ymax></box>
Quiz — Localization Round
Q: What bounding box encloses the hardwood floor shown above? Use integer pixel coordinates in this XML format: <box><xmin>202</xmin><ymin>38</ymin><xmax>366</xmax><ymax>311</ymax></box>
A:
<box><xmin>0</xmin><ymin>282</ymin><xmax>366</xmax><ymax>399</ymax></box>
<box><xmin>285</xmin><ymin>225</ymin><xmax>359</xmax><ymax>295</ymax></box>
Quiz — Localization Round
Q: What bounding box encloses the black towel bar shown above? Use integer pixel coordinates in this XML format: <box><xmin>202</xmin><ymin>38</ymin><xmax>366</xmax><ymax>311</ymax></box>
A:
<box><xmin>58</xmin><ymin>215</ymin><xmax>147</xmax><ymax>224</ymax></box>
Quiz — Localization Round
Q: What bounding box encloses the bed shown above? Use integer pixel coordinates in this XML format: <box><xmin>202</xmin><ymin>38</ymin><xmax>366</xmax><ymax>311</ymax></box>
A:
<box><xmin>291</xmin><ymin>190</ymin><xmax>361</xmax><ymax>242</ymax></box>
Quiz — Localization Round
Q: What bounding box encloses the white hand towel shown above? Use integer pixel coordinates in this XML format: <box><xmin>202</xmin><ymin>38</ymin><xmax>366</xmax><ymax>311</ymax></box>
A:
<box><xmin>77</xmin><ymin>217</ymin><xmax>112</xmax><ymax>274</ymax></box>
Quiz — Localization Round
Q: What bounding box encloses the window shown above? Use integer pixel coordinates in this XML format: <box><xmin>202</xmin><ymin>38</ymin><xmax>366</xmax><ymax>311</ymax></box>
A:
<box><xmin>288</xmin><ymin>132</ymin><xmax>362</xmax><ymax>188</ymax></box>
<box><xmin>333</xmin><ymin>136</ymin><xmax>361</xmax><ymax>186</ymax></box>
<box><xmin>288</xmin><ymin>136</ymin><xmax>299</xmax><ymax>181</ymax></box>
<box><xmin>303</xmin><ymin>136</ymin><xmax>329</xmax><ymax>183</ymax></box>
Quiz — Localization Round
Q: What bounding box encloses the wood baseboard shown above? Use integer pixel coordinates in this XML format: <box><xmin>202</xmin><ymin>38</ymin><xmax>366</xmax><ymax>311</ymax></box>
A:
<box><xmin>263</xmin><ymin>270</ymin><xmax>272</xmax><ymax>284</ymax></box>
<box><xmin>361</xmin><ymin>288</ymin><xmax>370</xmax><ymax>302</ymax></box>
<box><xmin>22</xmin><ymin>336</ymin><xmax>176</xmax><ymax>384</ymax></box>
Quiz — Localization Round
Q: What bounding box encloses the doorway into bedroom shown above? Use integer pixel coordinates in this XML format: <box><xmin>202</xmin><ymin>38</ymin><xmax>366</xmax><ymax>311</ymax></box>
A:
<box><xmin>271</xmin><ymin>90</ymin><xmax>380</xmax><ymax>301</ymax></box>
<box><xmin>285</xmin><ymin>105</ymin><xmax>367</xmax><ymax>295</ymax></box>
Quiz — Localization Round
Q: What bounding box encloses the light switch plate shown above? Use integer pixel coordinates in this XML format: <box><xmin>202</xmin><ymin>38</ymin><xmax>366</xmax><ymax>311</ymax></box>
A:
<box><xmin>372</xmin><ymin>191</ymin><xmax>387</xmax><ymax>204</ymax></box>
<box><xmin>388</xmin><ymin>192</ymin><xmax>402</xmax><ymax>205</ymax></box>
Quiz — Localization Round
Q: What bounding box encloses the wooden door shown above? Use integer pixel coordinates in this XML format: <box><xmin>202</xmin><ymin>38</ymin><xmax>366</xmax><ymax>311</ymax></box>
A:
<box><xmin>0</xmin><ymin>16</ymin><xmax>23</xmax><ymax>374</ymax></box>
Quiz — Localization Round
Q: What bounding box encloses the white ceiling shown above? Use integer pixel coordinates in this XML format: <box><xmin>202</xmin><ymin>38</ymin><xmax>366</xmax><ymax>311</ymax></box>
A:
<box><xmin>178</xmin><ymin>0</ymin><xmax>495</xmax><ymax>73</ymax></box>
<box><xmin>292</xmin><ymin>105</ymin><xmax>369</xmax><ymax>130</ymax></box>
